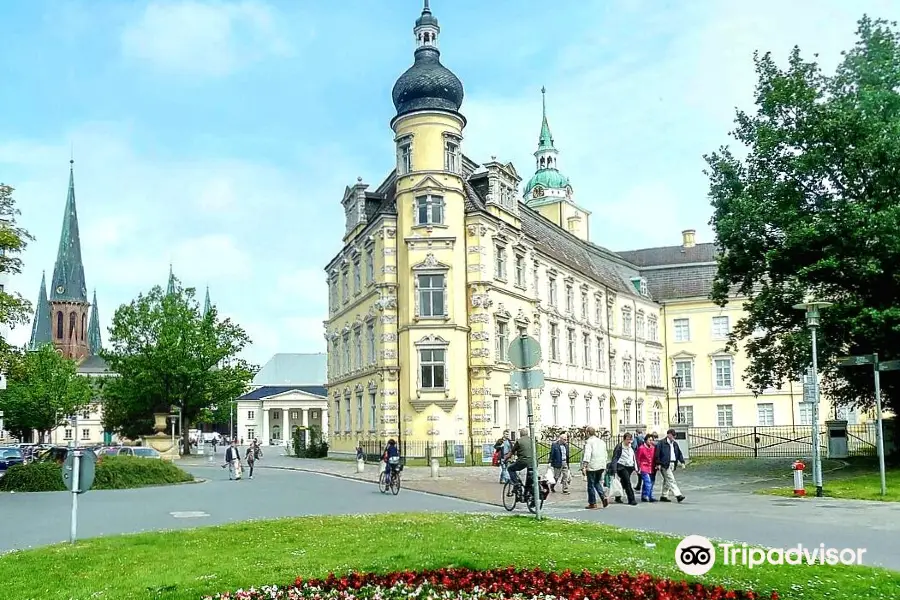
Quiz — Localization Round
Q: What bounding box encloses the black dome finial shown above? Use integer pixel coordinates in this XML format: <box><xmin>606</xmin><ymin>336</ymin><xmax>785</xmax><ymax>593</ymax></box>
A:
<box><xmin>392</xmin><ymin>1</ymin><xmax>464</xmax><ymax>120</ymax></box>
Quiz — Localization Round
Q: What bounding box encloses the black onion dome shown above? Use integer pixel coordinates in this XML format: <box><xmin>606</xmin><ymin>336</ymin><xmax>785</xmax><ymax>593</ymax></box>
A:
<box><xmin>415</xmin><ymin>9</ymin><xmax>438</xmax><ymax>28</ymax></box>
<box><xmin>392</xmin><ymin>46</ymin><xmax>464</xmax><ymax>117</ymax></box>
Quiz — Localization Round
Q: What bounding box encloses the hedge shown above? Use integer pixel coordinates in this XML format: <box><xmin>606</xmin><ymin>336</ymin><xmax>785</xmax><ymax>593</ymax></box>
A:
<box><xmin>0</xmin><ymin>455</ymin><xmax>194</xmax><ymax>492</ymax></box>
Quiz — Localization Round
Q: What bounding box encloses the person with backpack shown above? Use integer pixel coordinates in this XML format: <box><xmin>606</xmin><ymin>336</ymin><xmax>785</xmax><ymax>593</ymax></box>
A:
<box><xmin>245</xmin><ymin>442</ymin><xmax>257</xmax><ymax>480</ymax></box>
<box><xmin>494</xmin><ymin>430</ymin><xmax>512</xmax><ymax>484</ymax></box>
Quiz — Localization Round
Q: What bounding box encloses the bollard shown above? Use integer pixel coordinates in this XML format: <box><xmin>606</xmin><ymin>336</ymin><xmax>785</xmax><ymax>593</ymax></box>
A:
<box><xmin>430</xmin><ymin>458</ymin><xmax>439</xmax><ymax>478</ymax></box>
<box><xmin>357</xmin><ymin>458</ymin><xmax>365</xmax><ymax>473</ymax></box>
<box><xmin>792</xmin><ymin>460</ymin><xmax>806</xmax><ymax>496</ymax></box>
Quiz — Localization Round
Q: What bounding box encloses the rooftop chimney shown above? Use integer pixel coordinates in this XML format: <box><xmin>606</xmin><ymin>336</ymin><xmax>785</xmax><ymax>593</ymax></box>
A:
<box><xmin>682</xmin><ymin>229</ymin><xmax>696</xmax><ymax>249</ymax></box>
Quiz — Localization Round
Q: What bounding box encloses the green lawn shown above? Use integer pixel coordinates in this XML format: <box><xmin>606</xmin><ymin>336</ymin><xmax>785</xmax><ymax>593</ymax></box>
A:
<box><xmin>0</xmin><ymin>514</ymin><xmax>895</xmax><ymax>600</ymax></box>
<box><xmin>756</xmin><ymin>468</ymin><xmax>900</xmax><ymax>502</ymax></box>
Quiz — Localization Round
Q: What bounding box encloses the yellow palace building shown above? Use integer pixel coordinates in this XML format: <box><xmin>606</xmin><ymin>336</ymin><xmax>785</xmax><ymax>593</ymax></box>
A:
<box><xmin>322</xmin><ymin>2</ymin><xmax>839</xmax><ymax>459</ymax></box>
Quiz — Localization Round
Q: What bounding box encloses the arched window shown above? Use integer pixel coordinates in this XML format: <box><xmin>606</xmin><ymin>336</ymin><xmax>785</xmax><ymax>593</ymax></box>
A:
<box><xmin>81</xmin><ymin>314</ymin><xmax>86</xmax><ymax>341</ymax></box>
<box><xmin>56</xmin><ymin>312</ymin><xmax>63</xmax><ymax>339</ymax></box>
<box><xmin>69</xmin><ymin>312</ymin><xmax>76</xmax><ymax>340</ymax></box>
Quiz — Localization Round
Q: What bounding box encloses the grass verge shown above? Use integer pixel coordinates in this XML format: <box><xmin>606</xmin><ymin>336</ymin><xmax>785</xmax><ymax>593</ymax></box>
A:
<box><xmin>0</xmin><ymin>513</ymin><xmax>895</xmax><ymax>600</ymax></box>
<box><xmin>755</xmin><ymin>468</ymin><xmax>900</xmax><ymax>502</ymax></box>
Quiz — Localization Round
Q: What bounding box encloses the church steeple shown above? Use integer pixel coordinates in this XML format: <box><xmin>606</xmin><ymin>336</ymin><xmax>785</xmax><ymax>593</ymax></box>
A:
<box><xmin>50</xmin><ymin>160</ymin><xmax>88</xmax><ymax>303</ymax></box>
<box><xmin>523</xmin><ymin>87</ymin><xmax>571</xmax><ymax>201</ymax></box>
<box><xmin>28</xmin><ymin>272</ymin><xmax>52</xmax><ymax>350</ymax></box>
<box><xmin>167</xmin><ymin>264</ymin><xmax>175</xmax><ymax>295</ymax></box>
<box><xmin>537</xmin><ymin>86</ymin><xmax>556</xmax><ymax>154</ymax></box>
<box><xmin>203</xmin><ymin>286</ymin><xmax>212</xmax><ymax>317</ymax></box>
<box><xmin>87</xmin><ymin>289</ymin><xmax>102</xmax><ymax>355</ymax></box>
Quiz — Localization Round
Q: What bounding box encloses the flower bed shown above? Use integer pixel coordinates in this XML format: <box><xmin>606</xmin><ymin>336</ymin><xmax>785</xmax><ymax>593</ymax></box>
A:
<box><xmin>204</xmin><ymin>567</ymin><xmax>778</xmax><ymax>600</ymax></box>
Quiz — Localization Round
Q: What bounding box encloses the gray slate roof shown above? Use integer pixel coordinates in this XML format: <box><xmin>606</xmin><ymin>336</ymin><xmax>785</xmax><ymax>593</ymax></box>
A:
<box><xmin>252</xmin><ymin>353</ymin><xmax>327</xmax><ymax>386</ymax></box>
<box><xmin>617</xmin><ymin>242</ymin><xmax>718</xmax><ymax>302</ymax></box>
<box><xmin>77</xmin><ymin>354</ymin><xmax>110</xmax><ymax>375</ymax></box>
<box><xmin>238</xmin><ymin>385</ymin><xmax>327</xmax><ymax>400</ymax></box>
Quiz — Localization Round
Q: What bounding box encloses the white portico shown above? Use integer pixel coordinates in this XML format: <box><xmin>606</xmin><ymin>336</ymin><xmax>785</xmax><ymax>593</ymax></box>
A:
<box><xmin>234</xmin><ymin>353</ymin><xmax>328</xmax><ymax>446</ymax></box>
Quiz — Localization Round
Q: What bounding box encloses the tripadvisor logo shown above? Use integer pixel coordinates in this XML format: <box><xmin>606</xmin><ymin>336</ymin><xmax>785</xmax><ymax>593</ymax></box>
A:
<box><xmin>675</xmin><ymin>535</ymin><xmax>867</xmax><ymax>575</ymax></box>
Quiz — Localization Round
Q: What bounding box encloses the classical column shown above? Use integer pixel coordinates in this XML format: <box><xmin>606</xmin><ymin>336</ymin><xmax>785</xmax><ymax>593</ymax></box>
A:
<box><xmin>261</xmin><ymin>409</ymin><xmax>270</xmax><ymax>445</ymax></box>
<box><xmin>302</xmin><ymin>408</ymin><xmax>309</xmax><ymax>427</ymax></box>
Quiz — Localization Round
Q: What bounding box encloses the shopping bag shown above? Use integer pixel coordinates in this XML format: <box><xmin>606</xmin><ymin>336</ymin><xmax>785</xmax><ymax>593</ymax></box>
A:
<box><xmin>544</xmin><ymin>465</ymin><xmax>556</xmax><ymax>486</ymax></box>
<box><xmin>379</xmin><ymin>460</ymin><xmax>386</xmax><ymax>474</ymax></box>
<box><xmin>610</xmin><ymin>475</ymin><xmax>623</xmax><ymax>498</ymax></box>
<box><xmin>234</xmin><ymin>461</ymin><xmax>243</xmax><ymax>480</ymax></box>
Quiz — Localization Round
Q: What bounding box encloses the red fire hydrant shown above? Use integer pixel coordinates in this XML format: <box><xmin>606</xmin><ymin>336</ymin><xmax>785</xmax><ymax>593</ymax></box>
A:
<box><xmin>792</xmin><ymin>460</ymin><xmax>806</xmax><ymax>496</ymax></box>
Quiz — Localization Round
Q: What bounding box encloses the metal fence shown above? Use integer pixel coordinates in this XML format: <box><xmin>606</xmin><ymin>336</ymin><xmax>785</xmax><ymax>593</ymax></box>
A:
<box><xmin>356</xmin><ymin>438</ymin><xmax>500</xmax><ymax>466</ymax></box>
<box><xmin>688</xmin><ymin>424</ymin><xmax>879</xmax><ymax>458</ymax></box>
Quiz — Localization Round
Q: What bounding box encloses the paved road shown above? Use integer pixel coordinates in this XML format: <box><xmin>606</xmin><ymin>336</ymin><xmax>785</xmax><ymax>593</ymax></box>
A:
<box><xmin>2</xmin><ymin>462</ymin><xmax>899</xmax><ymax>571</ymax></box>
<box><xmin>0</xmin><ymin>465</ymin><xmax>494</xmax><ymax>552</ymax></box>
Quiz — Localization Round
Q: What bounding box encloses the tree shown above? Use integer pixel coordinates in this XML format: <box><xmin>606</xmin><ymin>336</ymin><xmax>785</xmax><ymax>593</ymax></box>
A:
<box><xmin>0</xmin><ymin>344</ymin><xmax>94</xmax><ymax>441</ymax></box>
<box><xmin>102</xmin><ymin>279</ymin><xmax>255</xmax><ymax>453</ymax></box>
<box><xmin>0</xmin><ymin>184</ymin><xmax>36</xmax><ymax>368</ymax></box>
<box><xmin>705</xmin><ymin>16</ymin><xmax>900</xmax><ymax>417</ymax></box>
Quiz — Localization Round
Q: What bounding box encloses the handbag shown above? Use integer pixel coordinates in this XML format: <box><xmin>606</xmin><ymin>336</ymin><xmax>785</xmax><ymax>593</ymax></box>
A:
<box><xmin>544</xmin><ymin>465</ymin><xmax>556</xmax><ymax>486</ymax></box>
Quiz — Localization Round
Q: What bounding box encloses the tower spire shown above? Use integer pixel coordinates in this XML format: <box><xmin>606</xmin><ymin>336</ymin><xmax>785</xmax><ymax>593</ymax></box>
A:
<box><xmin>50</xmin><ymin>160</ymin><xmax>88</xmax><ymax>302</ymax></box>
<box><xmin>87</xmin><ymin>289</ymin><xmax>102</xmax><ymax>355</ymax></box>
<box><xmin>538</xmin><ymin>86</ymin><xmax>555</xmax><ymax>152</ymax></box>
<box><xmin>203</xmin><ymin>286</ymin><xmax>212</xmax><ymax>318</ymax></box>
<box><xmin>29</xmin><ymin>271</ymin><xmax>52</xmax><ymax>350</ymax></box>
<box><xmin>166</xmin><ymin>264</ymin><xmax>175</xmax><ymax>295</ymax></box>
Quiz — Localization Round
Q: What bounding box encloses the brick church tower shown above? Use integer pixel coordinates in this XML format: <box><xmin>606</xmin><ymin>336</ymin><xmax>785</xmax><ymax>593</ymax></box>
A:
<box><xmin>29</xmin><ymin>160</ymin><xmax>91</xmax><ymax>361</ymax></box>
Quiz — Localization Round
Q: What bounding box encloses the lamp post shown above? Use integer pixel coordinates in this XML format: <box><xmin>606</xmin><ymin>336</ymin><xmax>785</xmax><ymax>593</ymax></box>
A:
<box><xmin>0</xmin><ymin>410</ymin><xmax>4</xmax><ymax>442</ymax></box>
<box><xmin>671</xmin><ymin>374</ymin><xmax>684</xmax><ymax>423</ymax></box>
<box><xmin>793</xmin><ymin>294</ymin><xmax>832</xmax><ymax>498</ymax></box>
<box><xmin>229</xmin><ymin>400</ymin><xmax>237</xmax><ymax>443</ymax></box>
<box><xmin>169</xmin><ymin>415</ymin><xmax>177</xmax><ymax>455</ymax></box>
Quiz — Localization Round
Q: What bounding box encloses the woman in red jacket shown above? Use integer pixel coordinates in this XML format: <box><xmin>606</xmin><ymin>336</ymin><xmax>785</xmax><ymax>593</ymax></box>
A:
<box><xmin>636</xmin><ymin>433</ymin><xmax>658</xmax><ymax>502</ymax></box>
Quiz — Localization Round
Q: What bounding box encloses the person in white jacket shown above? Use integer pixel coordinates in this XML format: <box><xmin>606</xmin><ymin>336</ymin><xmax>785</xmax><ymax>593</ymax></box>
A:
<box><xmin>580</xmin><ymin>427</ymin><xmax>609</xmax><ymax>509</ymax></box>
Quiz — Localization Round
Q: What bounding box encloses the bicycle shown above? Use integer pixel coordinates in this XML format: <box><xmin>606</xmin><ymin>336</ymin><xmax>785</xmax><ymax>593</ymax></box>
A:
<box><xmin>502</xmin><ymin>469</ymin><xmax>545</xmax><ymax>514</ymax></box>
<box><xmin>378</xmin><ymin>457</ymin><xmax>403</xmax><ymax>495</ymax></box>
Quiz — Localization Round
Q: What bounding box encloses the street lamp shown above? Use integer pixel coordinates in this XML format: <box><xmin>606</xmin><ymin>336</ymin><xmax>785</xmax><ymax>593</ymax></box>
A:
<box><xmin>0</xmin><ymin>410</ymin><xmax>4</xmax><ymax>442</ymax></box>
<box><xmin>169</xmin><ymin>414</ymin><xmax>177</xmax><ymax>455</ymax></box>
<box><xmin>671</xmin><ymin>374</ymin><xmax>684</xmax><ymax>423</ymax></box>
<box><xmin>793</xmin><ymin>293</ymin><xmax>832</xmax><ymax>498</ymax></box>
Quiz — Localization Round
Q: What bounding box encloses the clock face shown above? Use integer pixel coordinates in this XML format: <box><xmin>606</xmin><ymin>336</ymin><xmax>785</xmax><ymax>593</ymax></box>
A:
<box><xmin>532</xmin><ymin>186</ymin><xmax>544</xmax><ymax>198</ymax></box>
<box><xmin>56</xmin><ymin>285</ymin><xmax>65</xmax><ymax>294</ymax></box>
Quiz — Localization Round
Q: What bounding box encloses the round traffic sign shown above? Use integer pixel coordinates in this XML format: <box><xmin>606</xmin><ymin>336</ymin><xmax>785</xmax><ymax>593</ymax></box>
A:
<box><xmin>508</xmin><ymin>335</ymin><xmax>542</xmax><ymax>369</ymax></box>
<box><xmin>62</xmin><ymin>449</ymin><xmax>97</xmax><ymax>494</ymax></box>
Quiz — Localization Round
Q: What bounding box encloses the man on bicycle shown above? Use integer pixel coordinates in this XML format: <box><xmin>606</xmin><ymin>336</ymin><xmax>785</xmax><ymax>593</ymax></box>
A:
<box><xmin>382</xmin><ymin>439</ymin><xmax>401</xmax><ymax>484</ymax></box>
<box><xmin>504</xmin><ymin>428</ymin><xmax>534</xmax><ymax>495</ymax></box>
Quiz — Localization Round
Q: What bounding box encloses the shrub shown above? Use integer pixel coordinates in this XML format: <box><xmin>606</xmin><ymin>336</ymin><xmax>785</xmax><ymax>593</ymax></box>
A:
<box><xmin>293</xmin><ymin>425</ymin><xmax>329</xmax><ymax>459</ymax></box>
<box><xmin>0</xmin><ymin>461</ymin><xmax>66</xmax><ymax>492</ymax></box>
<box><xmin>0</xmin><ymin>455</ymin><xmax>193</xmax><ymax>492</ymax></box>
<box><xmin>203</xmin><ymin>567</ymin><xmax>777</xmax><ymax>600</ymax></box>
<box><xmin>92</xmin><ymin>456</ymin><xmax>194</xmax><ymax>489</ymax></box>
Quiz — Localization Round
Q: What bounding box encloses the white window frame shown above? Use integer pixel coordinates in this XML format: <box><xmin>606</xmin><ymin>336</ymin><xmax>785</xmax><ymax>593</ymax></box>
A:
<box><xmin>397</xmin><ymin>139</ymin><xmax>412</xmax><ymax>175</ymax></box>
<box><xmin>712</xmin><ymin>316</ymin><xmax>730</xmax><ymax>340</ymax></box>
<box><xmin>757</xmin><ymin>402</ymin><xmax>774</xmax><ymax>426</ymax></box>
<box><xmin>716</xmin><ymin>404</ymin><xmax>734</xmax><ymax>427</ymax></box>
<box><xmin>594</xmin><ymin>295</ymin><xmax>602</xmax><ymax>325</ymax></box>
<box><xmin>674</xmin><ymin>359</ymin><xmax>693</xmax><ymax>390</ymax></box>
<box><xmin>636</xmin><ymin>313</ymin><xmax>645</xmax><ymax>340</ymax></box>
<box><xmin>353</xmin><ymin>260</ymin><xmax>361</xmax><ymax>293</ymax></box>
<box><xmin>582</xmin><ymin>333</ymin><xmax>591</xmax><ymax>368</ymax></box>
<box><xmin>444</xmin><ymin>137</ymin><xmax>460</xmax><ymax>173</ymax></box>
<box><xmin>798</xmin><ymin>403</ymin><xmax>813</xmax><ymax>425</ymax></box>
<box><xmin>549</xmin><ymin>323</ymin><xmax>560</xmax><ymax>361</ymax></box>
<box><xmin>595</xmin><ymin>336</ymin><xmax>604</xmax><ymax>370</ymax></box>
<box><xmin>623</xmin><ymin>358</ymin><xmax>633</xmax><ymax>387</ymax></box>
<box><xmin>365</xmin><ymin>249</ymin><xmax>375</xmax><ymax>284</ymax></box>
<box><xmin>514</xmin><ymin>254</ymin><xmax>526</xmax><ymax>288</ymax></box>
<box><xmin>368</xmin><ymin>391</ymin><xmax>377</xmax><ymax>431</ymax></box>
<box><xmin>674</xmin><ymin>318</ymin><xmax>690</xmax><ymax>342</ymax></box>
<box><xmin>565</xmin><ymin>284</ymin><xmax>574</xmax><ymax>313</ymax></box>
<box><xmin>417</xmin><ymin>338</ymin><xmax>449</xmax><ymax>392</ymax></box>
<box><xmin>648</xmin><ymin>315</ymin><xmax>658</xmax><ymax>342</ymax></box>
<box><xmin>354</xmin><ymin>328</ymin><xmax>362</xmax><ymax>368</ymax></box>
<box><xmin>636</xmin><ymin>360</ymin><xmax>645</xmax><ymax>388</ymax></box>
<box><xmin>248</xmin><ymin>410</ymin><xmax>255</xmax><ymax>420</ymax></box>
<box><xmin>566</xmin><ymin>327</ymin><xmax>576</xmax><ymax>365</ymax></box>
<box><xmin>494</xmin><ymin>246</ymin><xmax>507</xmax><ymax>280</ymax></box>
<box><xmin>622</xmin><ymin>308</ymin><xmax>632</xmax><ymax>336</ymax></box>
<box><xmin>569</xmin><ymin>397</ymin><xmax>576</xmax><ymax>424</ymax></box>
<box><xmin>366</xmin><ymin>322</ymin><xmax>376</xmax><ymax>363</ymax></box>
<box><xmin>81</xmin><ymin>428</ymin><xmax>90</xmax><ymax>440</ymax></box>
<box><xmin>416</xmin><ymin>273</ymin><xmax>447</xmax><ymax>319</ymax></box>
<box><xmin>713</xmin><ymin>356</ymin><xmax>734</xmax><ymax>391</ymax></box>
<box><xmin>415</xmin><ymin>194</ymin><xmax>444</xmax><ymax>226</ymax></box>
<box><xmin>652</xmin><ymin>402</ymin><xmax>661</xmax><ymax>427</ymax></box>
<box><xmin>496</xmin><ymin>319</ymin><xmax>509</xmax><ymax>362</ymax></box>
<box><xmin>548</xmin><ymin>276</ymin><xmax>557</xmax><ymax>306</ymax></box>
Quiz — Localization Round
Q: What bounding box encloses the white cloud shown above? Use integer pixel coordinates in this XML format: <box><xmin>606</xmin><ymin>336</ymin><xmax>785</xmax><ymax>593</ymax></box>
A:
<box><xmin>120</xmin><ymin>0</ymin><xmax>294</xmax><ymax>76</ymax></box>
<box><xmin>462</xmin><ymin>0</ymin><xmax>900</xmax><ymax>251</ymax></box>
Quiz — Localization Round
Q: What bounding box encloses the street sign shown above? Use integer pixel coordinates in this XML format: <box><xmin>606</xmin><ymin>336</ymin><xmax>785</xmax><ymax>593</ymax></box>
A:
<box><xmin>62</xmin><ymin>449</ymin><xmax>96</xmax><ymax>494</ymax></box>
<box><xmin>507</xmin><ymin>335</ymin><xmax>542</xmax><ymax>370</ymax></box>
<box><xmin>879</xmin><ymin>360</ymin><xmax>900</xmax><ymax>372</ymax></box>
<box><xmin>802</xmin><ymin>374</ymin><xmax>817</xmax><ymax>404</ymax></box>
<box><xmin>837</xmin><ymin>355</ymin><xmax>875</xmax><ymax>367</ymax></box>
<box><xmin>509</xmin><ymin>368</ymin><xmax>545</xmax><ymax>391</ymax></box>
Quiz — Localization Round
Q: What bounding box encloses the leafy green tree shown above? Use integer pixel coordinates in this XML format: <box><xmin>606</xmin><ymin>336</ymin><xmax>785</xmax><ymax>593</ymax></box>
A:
<box><xmin>0</xmin><ymin>344</ymin><xmax>93</xmax><ymax>441</ymax></box>
<box><xmin>0</xmin><ymin>184</ymin><xmax>36</xmax><ymax>366</ymax></box>
<box><xmin>705</xmin><ymin>16</ymin><xmax>900</xmax><ymax>416</ymax></box>
<box><xmin>102</xmin><ymin>279</ymin><xmax>255</xmax><ymax>453</ymax></box>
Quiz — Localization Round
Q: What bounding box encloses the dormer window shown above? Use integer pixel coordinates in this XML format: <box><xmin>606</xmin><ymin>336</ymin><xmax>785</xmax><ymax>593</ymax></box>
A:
<box><xmin>415</xmin><ymin>194</ymin><xmax>444</xmax><ymax>225</ymax></box>
<box><xmin>397</xmin><ymin>138</ymin><xmax>412</xmax><ymax>175</ymax></box>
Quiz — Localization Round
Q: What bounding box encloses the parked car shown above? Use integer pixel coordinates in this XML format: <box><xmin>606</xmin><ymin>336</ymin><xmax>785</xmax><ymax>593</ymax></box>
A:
<box><xmin>37</xmin><ymin>446</ymin><xmax>99</xmax><ymax>464</ymax></box>
<box><xmin>101</xmin><ymin>446</ymin><xmax>161</xmax><ymax>459</ymax></box>
<box><xmin>0</xmin><ymin>447</ymin><xmax>24</xmax><ymax>478</ymax></box>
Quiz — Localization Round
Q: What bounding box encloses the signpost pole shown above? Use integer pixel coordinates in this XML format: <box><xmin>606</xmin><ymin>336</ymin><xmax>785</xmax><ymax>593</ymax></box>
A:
<box><xmin>810</xmin><ymin>329</ymin><xmax>823</xmax><ymax>497</ymax></box>
<box><xmin>524</xmin><ymin>382</ymin><xmax>541</xmax><ymax>521</ymax></box>
<box><xmin>873</xmin><ymin>354</ymin><xmax>887</xmax><ymax>497</ymax></box>
<box><xmin>70</xmin><ymin>450</ymin><xmax>81</xmax><ymax>544</ymax></box>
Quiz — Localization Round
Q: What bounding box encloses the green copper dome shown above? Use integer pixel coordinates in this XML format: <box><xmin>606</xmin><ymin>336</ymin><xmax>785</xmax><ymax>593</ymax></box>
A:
<box><xmin>524</xmin><ymin>169</ymin><xmax>570</xmax><ymax>197</ymax></box>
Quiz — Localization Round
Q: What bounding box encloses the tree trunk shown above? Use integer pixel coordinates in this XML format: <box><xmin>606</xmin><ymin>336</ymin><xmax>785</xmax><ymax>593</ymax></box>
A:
<box><xmin>181</xmin><ymin>421</ymin><xmax>193</xmax><ymax>456</ymax></box>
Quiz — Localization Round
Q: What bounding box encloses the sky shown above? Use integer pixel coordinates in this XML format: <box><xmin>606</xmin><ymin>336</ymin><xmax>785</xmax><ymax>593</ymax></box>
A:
<box><xmin>0</xmin><ymin>0</ymin><xmax>897</xmax><ymax>366</ymax></box>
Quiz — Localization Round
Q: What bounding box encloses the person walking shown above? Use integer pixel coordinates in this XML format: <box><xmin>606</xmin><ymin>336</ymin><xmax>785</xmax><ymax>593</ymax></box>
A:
<box><xmin>223</xmin><ymin>440</ymin><xmax>243</xmax><ymax>480</ymax></box>
<box><xmin>495</xmin><ymin>430</ymin><xmax>512</xmax><ymax>484</ymax></box>
<box><xmin>655</xmin><ymin>428</ymin><xmax>686</xmax><ymax>503</ymax></box>
<box><xmin>581</xmin><ymin>427</ymin><xmax>609</xmax><ymax>509</ymax></box>
<box><xmin>609</xmin><ymin>432</ymin><xmax>638</xmax><ymax>506</ymax></box>
<box><xmin>636</xmin><ymin>433</ymin><xmax>658</xmax><ymax>502</ymax></box>
<box><xmin>633</xmin><ymin>427</ymin><xmax>646</xmax><ymax>493</ymax></box>
<box><xmin>549</xmin><ymin>433</ymin><xmax>571</xmax><ymax>494</ymax></box>
<box><xmin>245</xmin><ymin>441</ymin><xmax>257</xmax><ymax>480</ymax></box>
